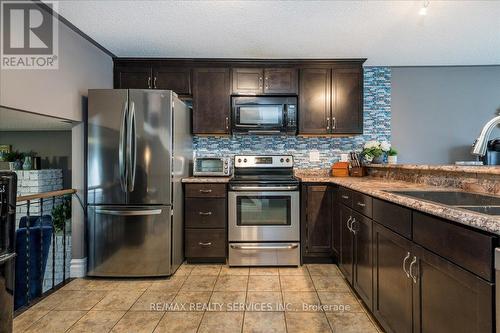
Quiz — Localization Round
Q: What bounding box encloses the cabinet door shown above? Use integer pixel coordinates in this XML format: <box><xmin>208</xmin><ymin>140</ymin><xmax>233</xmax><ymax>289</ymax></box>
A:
<box><xmin>373</xmin><ymin>222</ymin><xmax>413</xmax><ymax>333</ymax></box>
<box><xmin>114</xmin><ymin>66</ymin><xmax>152</xmax><ymax>89</ymax></box>
<box><xmin>339</xmin><ymin>204</ymin><xmax>354</xmax><ymax>283</ymax></box>
<box><xmin>232</xmin><ymin>68</ymin><xmax>263</xmax><ymax>94</ymax></box>
<box><xmin>331</xmin><ymin>191</ymin><xmax>341</xmax><ymax>258</ymax></box>
<box><xmin>413</xmin><ymin>245</ymin><xmax>493</xmax><ymax>333</ymax></box>
<box><xmin>153</xmin><ymin>67</ymin><xmax>191</xmax><ymax>95</ymax></box>
<box><xmin>192</xmin><ymin>68</ymin><xmax>231</xmax><ymax>134</ymax></box>
<box><xmin>264</xmin><ymin>68</ymin><xmax>298</xmax><ymax>94</ymax></box>
<box><xmin>331</xmin><ymin>67</ymin><xmax>363</xmax><ymax>134</ymax></box>
<box><xmin>298</xmin><ymin>68</ymin><xmax>331</xmax><ymax>134</ymax></box>
<box><xmin>352</xmin><ymin>211</ymin><xmax>373</xmax><ymax>310</ymax></box>
<box><xmin>304</xmin><ymin>186</ymin><xmax>333</xmax><ymax>255</ymax></box>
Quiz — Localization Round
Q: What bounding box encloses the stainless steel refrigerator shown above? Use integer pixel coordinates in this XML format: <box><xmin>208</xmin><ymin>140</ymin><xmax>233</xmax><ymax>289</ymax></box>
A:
<box><xmin>87</xmin><ymin>89</ymin><xmax>191</xmax><ymax>277</ymax></box>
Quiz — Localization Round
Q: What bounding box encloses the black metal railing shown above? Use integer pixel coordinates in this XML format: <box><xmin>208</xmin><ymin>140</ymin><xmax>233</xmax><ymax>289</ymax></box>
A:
<box><xmin>14</xmin><ymin>189</ymin><xmax>76</xmax><ymax>312</ymax></box>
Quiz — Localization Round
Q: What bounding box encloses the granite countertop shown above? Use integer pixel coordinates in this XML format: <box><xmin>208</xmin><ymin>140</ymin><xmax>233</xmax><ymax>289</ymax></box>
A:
<box><xmin>298</xmin><ymin>175</ymin><xmax>500</xmax><ymax>235</ymax></box>
<box><xmin>182</xmin><ymin>177</ymin><xmax>231</xmax><ymax>183</ymax></box>
<box><xmin>368</xmin><ymin>164</ymin><xmax>500</xmax><ymax>175</ymax></box>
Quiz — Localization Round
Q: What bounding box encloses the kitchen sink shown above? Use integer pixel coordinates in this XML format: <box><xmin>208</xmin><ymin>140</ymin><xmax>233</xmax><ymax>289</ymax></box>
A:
<box><xmin>456</xmin><ymin>206</ymin><xmax>500</xmax><ymax>216</ymax></box>
<box><xmin>387</xmin><ymin>190</ymin><xmax>500</xmax><ymax>206</ymax></box>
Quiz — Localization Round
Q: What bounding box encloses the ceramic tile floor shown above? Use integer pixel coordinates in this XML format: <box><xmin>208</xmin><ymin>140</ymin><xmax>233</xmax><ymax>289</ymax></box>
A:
<box><xmin>14</xmin><ymin>263</ymin><xmax>383</xmax><ymax>333</ymax></box>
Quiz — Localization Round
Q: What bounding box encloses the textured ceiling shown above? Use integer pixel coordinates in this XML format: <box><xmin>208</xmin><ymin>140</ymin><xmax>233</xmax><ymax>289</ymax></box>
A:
<box><xmin>51</xmin><ymin>0</ymin><xmax>500</xmax><ymax>66</ymax></box>
<box><xmin>0</xmin><ymin>108</ymin><xmax>74</xmax><ymax>131</ymax></box>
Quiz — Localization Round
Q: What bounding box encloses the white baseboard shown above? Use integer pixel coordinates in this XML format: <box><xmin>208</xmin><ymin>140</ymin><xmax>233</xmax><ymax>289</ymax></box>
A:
<box><xmin>70</xmin><ymin>258</ymin><xmax>87</xmax><ymax>278</ymax></box>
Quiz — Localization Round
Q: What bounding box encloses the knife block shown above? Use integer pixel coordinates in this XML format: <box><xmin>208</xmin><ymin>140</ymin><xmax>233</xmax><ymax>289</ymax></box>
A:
<box><xmin>349</xmin><ymin>167</ymin><xmax>367</xmax><ymax>177</ymax></box>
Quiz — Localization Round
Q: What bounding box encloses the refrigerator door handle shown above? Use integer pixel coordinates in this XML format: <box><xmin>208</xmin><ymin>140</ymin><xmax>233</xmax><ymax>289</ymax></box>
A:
<box><xmin>127</xmin><ymin>101</ymin><xmax>137</xmax><ymax>192</ymax></box>
<box><xmin>0</xmin><ymin>253</ymin><xmax>16</xmax><ymax>264</ymax></box>
<box><xmin>119</xmin><ymin>101</ymin><xmax>128</xmax><ymax>192</ymax></box>
<box><xmin>95</xmin><ymin>207</ymin><xmax>163</xmax><ymax>216</ymax></box>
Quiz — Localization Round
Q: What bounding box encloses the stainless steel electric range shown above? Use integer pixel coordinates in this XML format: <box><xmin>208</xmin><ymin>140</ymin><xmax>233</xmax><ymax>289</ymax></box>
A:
<box><xmin>228</xmin><ymin>155</ymin><xmax>300</xmax><ymax>266</ymax></box>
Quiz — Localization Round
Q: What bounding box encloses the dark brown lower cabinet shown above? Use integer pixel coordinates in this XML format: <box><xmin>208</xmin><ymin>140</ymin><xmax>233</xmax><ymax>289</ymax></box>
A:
<box><xmin>339</xmin><ymin>204</ymin><xmax>354</xmax><ymax>283</ymax></box>
<box><xmin>352</xmin><ymin>211</ymin><xmax>373</xmax><ymax>310</ymax></box>
<box><xmin>373</xmin><ymin>222</ymin><xmax>494</xmax><ymax>333</ymax></box>
<box><xmin>331</xmin><ymin>199</ymin><xmax>341</xmax><ymax>258</ymax></box>
<box><xmin>302</xmin><ymin>185</ymin><xmax>334</xmax><ymax>262</ymax></box>
<box><xmin>413</xmin><ymin>245</ymin><xmax>493</xmax><ymax>333</ymax></box>
<box><xmin>373</xmin><ymin>222</ymin><xmax>413</xmax><ymax>333</ymax></box>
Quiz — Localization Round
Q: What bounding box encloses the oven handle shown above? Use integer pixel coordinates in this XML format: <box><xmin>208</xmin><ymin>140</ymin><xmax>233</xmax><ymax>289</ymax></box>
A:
<box><xmin>230</xmin><ymin>244</ymin><xmax>299</xmax><ymax>250</ymax></box>
<box><xmin>230</xmin><ymin>185</ymin><xmax>298</xmax><ymax>191</ymax></box>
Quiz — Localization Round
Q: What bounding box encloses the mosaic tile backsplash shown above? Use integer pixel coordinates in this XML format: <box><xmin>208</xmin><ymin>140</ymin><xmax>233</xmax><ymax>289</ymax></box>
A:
<box><xmin>193</xmin><ymin>66</ymin><xmax>391</xmax><ymax>169</ymax></box>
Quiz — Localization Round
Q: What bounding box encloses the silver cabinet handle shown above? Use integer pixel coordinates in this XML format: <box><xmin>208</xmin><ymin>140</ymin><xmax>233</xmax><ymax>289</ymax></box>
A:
<box><xmin>351</xmin><ymin>218</ymin><xmax>357</xmax><ymax>234</ymax></box>
<box><xmin>225</xmin><ymin>117</ymin><xmax>229</xmax><ymax>131</ymax></box>
<box><xmin>326</xmin><ymin>117</ymin><xmax>330</xmax><ymax>130</ymax></box>
<box><xmin>96</xmin><ymin>208</ymin><xmax>162</xmax><ymax>216</ymax></box>
<box><xmin>341</xmin><ymin>195</ymin><xmax>349</xmax><ymax>200</ymax></box>
<box><xmin>346</xmin><ymin>216</ymin><xmax>353</xmax><ymax>232</ymax></box>
<box><xmin>247</xmin><ymin>130</ymin><xmax>281</xmax><ymax>134</ymax></box>
<box><xmin>332</xmin><ymin>117</ymin><xmax>336</xmax><ymax>129</ymax></box>
<box><xmin>198</xmin><ymin>242</ymin><xmax>212</xmax><ymax>247</ymax></box>
<box><xmin>409</xmin><ymin>256</ymin><xmax>418</xmax><ymax>283</ymax></box>
<box><xmin>402</xmin><ymin>252</ymin><xmax>411</xmax><ymax>278</ymax></box>
<box><xmin>199</xmin><ymin>189</ymin><xmax>212</xmax><ymax>193</ymax></box>
<box><xmin>357</xmin><ymin>202</ymin><xmax>366</xmax><ymax>207</ymax></box>
<box><xmin>153</xmin><ymin>76</ymin><xmax>157</xmax><ymax>89</ymax></box>
<box><xmin>147</xmin><ymin>77</ymin><xmax>152</xmax><ymax>89</ymax></box>
<box><xmin>230</xmin><ymin>244</ymin><xmax>298</xmax><ymax>250</ymax></box>
<box><xmin>259</xmin><ymin>76</ymin><xmax>263</xmax><ymax>89</ymax></box>
<box><xmin>198</xmin><ymin>211</ymin><xmax>212</xmax><ymax>216</ymax></box>
<box><xmin>0</xmin><ymin>253</ymin><xmax>16</xmax><ymax>264</ymax></box>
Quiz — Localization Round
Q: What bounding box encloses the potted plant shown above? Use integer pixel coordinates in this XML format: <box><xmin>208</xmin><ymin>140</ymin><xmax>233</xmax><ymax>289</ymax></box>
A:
<box><xmin>2</xmin><ymin>150</ymin><xmax>24</xmax><ymax>170</ymax></box>
<box><xmin>362</xmin><ymin>140</ymin><xmax>391</xmax><ymax>164</ymax></box>
<box><xmin>387</xmin><ymin>148</ymin><xmax>398</xmax><ymax>164</ymax></box>
<box><xmin>51</xmin><ymin>196</ymin><xmax>72</xmax><ymax>234</ymax></box>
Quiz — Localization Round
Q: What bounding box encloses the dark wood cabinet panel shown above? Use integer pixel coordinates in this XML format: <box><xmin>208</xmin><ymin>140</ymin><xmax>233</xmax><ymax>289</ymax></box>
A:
<box><xmin>232</xmin><ymin>68</ymin><xmax>263</xmax><ymax>94</ymax></box>
<box><xmin>185</xmin><ymin>229</ymin><xmax>226</xmax><ymax>258</ymax></box>
<box><xmin>373</xmin><ymin>222</ymin><xmax>414</xmax><ymax>333</ymax></box>
<box><xmin>114</xmin><ymin>66</ymin><xmax>152</xmax><ymax>89</ymax></box>
<box><xmin>298</xmin><ymin>68</ymin><xmax>331</xmax><ymax>134</ymax></box>
<box><xmin>339</xmin><ymin>204</ymin><xmax>354</xmax><ymax>283</ymax></box>
<box><xmin>331</xmin><ymin>68</ymin><xmax>363</xmax><ymax>134</ymax></box>
<box><xmin>264</xmin><ymin>68</ymin><xmax>298</xmax><ymax>94</ymax></box>
<box><xmin>185</xmin><ymin>183</ymin><xmax>226</xmax><ymax>198</ymax></box>
<box><xmin>413</xmin><ymin>212</ymin><xmax>495</xmax><ymax>281</ymax></box>
<box><xmin>192</xmin><ymin>68</ymin><xmax>231</xmax><ymax>134</ymax></box>
<box><xmin>351</xmin><ymin>191</ymin><xmax>373</xmax><ymax>218</ymax></box>
<box><xmin>153</xmin><ymin>67</ymin><xmax>191</xmax><ymax>95</ymax></box>
<box><xmin>413</xmin><ymin>245</ymin><xmax>494</xmax><ymax>333</ymax></box>
<box><xmin>352</xmin><ymin>211</ymin><xmax>373</xmax><ymax>310</ymax></box>
<box><xmin>304</xmin><ymin>185</ymin><xmax>333</xmax><ymax>255</ymax></box>
<box><xmin>185</xmin><ymin>198</ymin><xmax>226</xmax><ymax>228</ymax></box>
<box><xmin>373</xmin><ymin>199</ymin><xmax>412</xmax><ymax>239</ymax></box>
<box><xmin>331</xmin><ymin>200</ymin><xmax>341</xmax><ymax>258</ymax></box>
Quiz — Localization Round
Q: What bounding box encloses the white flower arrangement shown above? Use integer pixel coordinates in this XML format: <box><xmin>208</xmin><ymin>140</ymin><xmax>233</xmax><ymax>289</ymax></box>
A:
<box><xmin>362</xmin><ymin>140</ymin><xmax>392</xmax><ymax>163</ymax></box>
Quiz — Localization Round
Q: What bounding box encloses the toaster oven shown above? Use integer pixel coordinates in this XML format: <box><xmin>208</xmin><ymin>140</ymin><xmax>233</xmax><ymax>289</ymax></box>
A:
<box><xmin>193</xmin><ymin>157</ymin><xmax>232</xmax><ymax>176</ymax></box>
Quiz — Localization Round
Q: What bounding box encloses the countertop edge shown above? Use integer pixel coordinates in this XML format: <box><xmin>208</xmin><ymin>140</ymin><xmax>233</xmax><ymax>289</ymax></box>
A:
<box><xmin>367</xmin><ymin>164</ymin><xmax>500</xmax><ymax>176</ymax></box>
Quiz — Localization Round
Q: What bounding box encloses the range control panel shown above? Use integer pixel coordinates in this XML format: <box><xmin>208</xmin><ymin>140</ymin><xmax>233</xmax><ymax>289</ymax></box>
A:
<box><xmin>234</xmin><ymin>155</ymin><xmax>293</xmax><ymax>168</ymax></box>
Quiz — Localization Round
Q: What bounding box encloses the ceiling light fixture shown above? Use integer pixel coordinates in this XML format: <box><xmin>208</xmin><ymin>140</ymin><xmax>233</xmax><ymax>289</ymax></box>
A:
<box><xmin>419</xmin><ymin>1</ymin><xmax>430</xmax><ymax>16</ymax></box>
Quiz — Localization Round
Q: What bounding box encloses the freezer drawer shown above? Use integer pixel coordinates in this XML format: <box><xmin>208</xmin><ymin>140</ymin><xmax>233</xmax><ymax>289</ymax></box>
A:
<box><xmin>228</xmin><ymin>242</ymin><xmax>300</xmax><ymax>266</ymax></box>
<box><xmin>88</xmin><ymin>205</ymin><xmax>172</xmax><ymax>277</ymax></box>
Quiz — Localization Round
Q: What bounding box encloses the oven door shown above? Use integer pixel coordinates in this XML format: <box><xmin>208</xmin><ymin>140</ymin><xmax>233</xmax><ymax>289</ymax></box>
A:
<box><xmin>228</xmin><ymin>191</ymin><xmax>299</xmax><ymax>242</ymax></box>
<box><xmin>233</xmin><ymin>104</ymin><xmax>285</xmax><ymax>134</ymax></box>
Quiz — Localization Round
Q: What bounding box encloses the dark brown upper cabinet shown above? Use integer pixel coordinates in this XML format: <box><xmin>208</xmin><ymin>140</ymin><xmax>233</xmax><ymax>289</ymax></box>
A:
<box><xmin>232</xmin><ymin>68</ymin><xmax>298</xmax><ymax>95</ymax></box>
<box><xmin>299</xmin><ymin>68</ymin><xmax>331</xmax><ymax>134</ymax></box>
<box><xmin>332</xmin><ymin>68</ymin><xmax>363</xmax><ymax>133</ymax></box>
<box><xmin>153</xmin><ymin>67</ymin><xmax>191</xmax><ymax>95</ymax></box>
<box><xmin>298</xmin><ymin>66</ymin><xmax>363</xmax><ymax>135</ymax></box>
<box><xmin>192</xmin><ymin>68</ymin><xmax>231</xmax><ymax>135</ymax></box>
<box><xmin>114</xmin><ymin>66</ymin><xmax>152</xmax><ymax>89</ymax></box>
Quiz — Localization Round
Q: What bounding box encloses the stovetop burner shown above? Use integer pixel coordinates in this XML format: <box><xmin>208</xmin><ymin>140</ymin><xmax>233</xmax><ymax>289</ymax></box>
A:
<box><xmin>229</xmin><ymin>155</ymin><xmax>297</xmax><ymax>186</ymax></box>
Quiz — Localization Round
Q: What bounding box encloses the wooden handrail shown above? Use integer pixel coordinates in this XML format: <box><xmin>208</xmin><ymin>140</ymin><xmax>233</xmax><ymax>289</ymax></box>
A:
<box><xmin>16</xmin><ymin>189</ymin><xmax>77</xmax><ymax>202</ymax></box>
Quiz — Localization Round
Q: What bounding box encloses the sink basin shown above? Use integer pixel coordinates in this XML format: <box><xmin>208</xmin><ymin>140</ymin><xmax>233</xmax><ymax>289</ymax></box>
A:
<box><xmin>387</xmin><ymin>190</ymin><xmax>500</xmax><ymax>206</ymax></box>
<box><xmin>456</xmin><ymin>206</ymin><xmax>500</xmax><ymax>216</ymax></box>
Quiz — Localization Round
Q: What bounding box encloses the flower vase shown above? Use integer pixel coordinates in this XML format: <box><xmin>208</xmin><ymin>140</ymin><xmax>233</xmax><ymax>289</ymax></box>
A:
<box><xmin>388</xmin><ymin>155</ymin><xmax>398</xmax><ymax>164</ymax></box>
<box><xmin>22</xmin><ymin>156</ymin><xmax>32</xmax><ymax>170</ymax></box>
<box><xmin>371</xmin><ymin>154</ymin><xmax>386</xmax><ymax>164</ymax></box>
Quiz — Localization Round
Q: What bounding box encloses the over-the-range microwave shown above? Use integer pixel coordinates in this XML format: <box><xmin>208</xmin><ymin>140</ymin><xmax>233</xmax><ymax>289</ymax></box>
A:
<box><xmin>193</xmin><ymin>157</ymin><xmax>232</xmax><ymax>176</ymax></box>
<box><xmin>232</xmin><ymin>96</ymin><xmax>297</xmax><ymax>135</ymax></box>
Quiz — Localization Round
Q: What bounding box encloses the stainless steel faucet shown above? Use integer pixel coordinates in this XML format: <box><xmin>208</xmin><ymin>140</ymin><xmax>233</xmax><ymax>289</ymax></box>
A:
<box><xmin>471</xmin><ymin>114</ymin><xmax>500</xmax><ymax>157</ymax></box>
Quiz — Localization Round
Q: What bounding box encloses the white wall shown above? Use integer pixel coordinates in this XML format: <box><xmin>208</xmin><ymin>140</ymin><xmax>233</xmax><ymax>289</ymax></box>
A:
<box><xmin>0</xmin><ymin>15</ymin><xmax>113</xmax><ymax>272</ymax></box>
<box><xmin>391</xmin><ymin>66</ymin><xmax>500</xmax><ymax>164</ymax></box>
<box><xmin>0</xmin><ymin>18</ymin><xmax>113</xmax><ymax>121</ymax></box>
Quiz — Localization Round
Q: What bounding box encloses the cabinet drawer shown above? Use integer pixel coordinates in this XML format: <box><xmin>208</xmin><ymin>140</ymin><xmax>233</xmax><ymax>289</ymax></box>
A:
<box><xmin>373</xmin><ymin>199</ymin><xmax>412</xmax><ymax>239</ymax></box>
<box><xmin>185</xmin><ymin>229</ymin><xmax>226</xmax><ymax>258</ymax></box>
<box><xmin>185</xmin><ymin>183</ymin><xmax>226</xmax><ymax>198</ymax></box>
<box><xmin>413</xmin><ymin>212</ymin><xmax>496</xmax><ymax>281</ymax></box>
<box><xmin>352</xmin><ymin>192</ymin><xmax>372</xmax><ymax>218</ymax></box>
<box><xmin>339</xmin><ymin>187</ymin><xmax>353</xmax><ymax>207</ymax></box>
<box><xmin>185</xmin><ymin>198</ymin><xmax>226</xmax><ymax>228</ymax></box>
